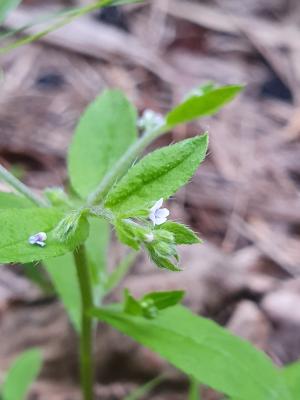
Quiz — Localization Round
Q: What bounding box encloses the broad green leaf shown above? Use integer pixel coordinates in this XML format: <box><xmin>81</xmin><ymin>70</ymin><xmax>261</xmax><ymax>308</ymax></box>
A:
<box><xmin>124</xmin><ymin>376</ymin><xmax>164</xmax><ymax>400</ymax></box>
<box><xmin>161</xmin><ymin>222</ymin><xmax>201</xmax><ymax>244</ymax></box>
<box><xmin>166</xmin><ymin>85</ymin><xmax>243</xmax><ymax>126</ymax></box>
<box><xmin>0</xmin><ymin>0</ymin><xmax>21</xmax><ymax>23</ymax></box>
<box><xmin>282</xmin><ymin>361</ymin><xmax>300</xmax><ymax>399</ymax></box>
<box><xmin>68</xmin><ymin>90</ymin><xmax>137</xmax><ymax>198</ymax></box>
<box><xmin>105</xmin><ymin>134</ymin><xmax>208</xmax><ymax>213</ymax></box>
<box><xmin>0</xmin><ymin>192</ymin><xmax>32</xmax><ymax>209</ymax></box>
<box><xmin>2</xmin><ymin>349</ymin><xmax>42</xmax><ymax>400</ymax></box>
<box><xmin>86</xmin><ymin>218</ymin><xmax>110</xmax><ymax>302</ymax></box>
<box><xmin>104</xmin><ymin>251</ymin><xmax>137</xmax><ymax>294</ymax></box>
<box><xmin>92</xmin><ymin>305</ymin><xmax>291</xmax><ymax>400</ymax></box>
<box><xmin>44</xmin><ymin>253</ymin><xmax>81</xmax><ymax>331</ymax></box>
<box><xmin>0</xmin><ymin>208</ymin><xmax>88</xmax><ymax>264</ymax></box>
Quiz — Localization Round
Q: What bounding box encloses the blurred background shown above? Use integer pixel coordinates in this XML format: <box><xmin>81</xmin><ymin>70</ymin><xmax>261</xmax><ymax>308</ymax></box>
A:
<box><xmin>0</xmin><ymin>0</ymin><xmax>300</xmax><ymax>398</ymax></box>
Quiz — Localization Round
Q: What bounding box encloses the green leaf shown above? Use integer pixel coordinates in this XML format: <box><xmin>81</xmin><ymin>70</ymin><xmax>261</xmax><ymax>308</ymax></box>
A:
<box><xmin>282</xmin><ymin>361</ymin><xmax>300</xmax><ymax>399</ymax></box>
<box><xmin>43</xmin><ymin>253</ymin><xmax>81</xmax><ymax>331</ymax></box>
<box><xmin>92</xmin><ymin>305</ymin><xmax>291</xmax><ymax>400</ymax></box>
<box><xmin>124</xmin><ymin>376</ymin><xmax>164</xmax><ymax>400</ymax></box>
<box><xmin>68</xmin><ymin>90</ymin><xmax>137</xmax><ymax>198</ymax></box>
<box><xmin>166</xmin><ymin>85</ymin><xmax>243</xmax><ymax>126</ymax></box>
<box><xmin>0</xmin><ymin>192</ymin><xmax>32</xmax><ymax>209</ymax></box>
<box><xmin>0</xmin><ymin>0</ymin><xmax>21</xmax><ymax>23</ymax></box>
<box><xmin>0</xmin><ymin>208</ymin><xmax>88</xmax><ymax>264</ymax></box>
<box><xmin>105</xmin><ymin>134</ymin><xmax>208</xmax><ymax>213</ymax></box>
<box><xmin>124</xmin><ymin>290</ymin><xmax>184</xmax><ymax>319</ymax></box>
<box><xmin>143</xmin><ymin>290</ymin><xmax>185</xmax><ymax>310</ymax></box>
<box><xmin>86</xmin><ymin>218</ymin><xmax>110</xmax><ymax>302</ymax></box>
<box><xmin>2</xmin><ymin>349</ymin><xmax>42</xmax><ymax>400</ymax></box>
<box><xmin>161</xmin><ymin>222</ymin><xmax>201</xmax><ymax>244</ymax></box>
<box><xmin>115</xmin><ymin>220</ymin><xmax>140</xmax><ymax>251</ymax></box>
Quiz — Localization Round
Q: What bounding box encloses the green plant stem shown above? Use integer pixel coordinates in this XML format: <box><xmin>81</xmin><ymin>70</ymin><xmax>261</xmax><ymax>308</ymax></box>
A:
<box><xmin>74</xmin><ymin>245</ymin><xmax>94</xmax><ymax>400</ymax></box>
<box><xmin>0</xmin><ymin>0</ymin><xmax>115</xmax><ymax>54</ymax></box>
<box><xmin>0</xmin><ymin>164</ymin><xmax>48</xmax><ymax>207</ymax></box>
<box><xmin>87</xmin><ymin>124</ymin><xmax>169</xmax><ymax>206</ymax></box>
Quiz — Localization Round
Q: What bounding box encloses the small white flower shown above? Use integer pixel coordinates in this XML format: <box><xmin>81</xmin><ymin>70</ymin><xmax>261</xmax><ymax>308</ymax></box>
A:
<box><xmin>138</xmin><ymin>109</ymin><xmax>165</xmax><ymax>130</ymax></box>
<box><xmin>149</xmin><ymin>198</ymin><xmax>169</xmax><ymax>226</ymax></box>
<box><xmin>28</xmin><ymin>232</ymin><xmax>47</xmax><ymax>247</ymax></box>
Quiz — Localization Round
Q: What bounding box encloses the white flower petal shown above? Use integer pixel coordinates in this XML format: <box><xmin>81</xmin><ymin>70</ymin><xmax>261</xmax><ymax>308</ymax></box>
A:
<box><xmin>149</xmin><ymin>212</ymin><xmax>157</xmax><ymax>225</ymax></box>
<box><xmin>156</xmin><ymin>208</ymin><xmax>169</xmax><ymax>219</ymax></box>
<box><xmin>155</xmin><ymin>216</ymin><xmax>167</xmax><ymax>225</ymax></box>
<box><xmin>151</xmin><ymin>198</ymin><xmax>164</xmax><ymax>212</ymax></box>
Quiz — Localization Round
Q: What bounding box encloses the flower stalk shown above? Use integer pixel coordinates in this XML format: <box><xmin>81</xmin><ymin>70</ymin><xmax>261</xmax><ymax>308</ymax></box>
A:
<box><xmin>0</xmin><ymin>164</ymin><xmax>48</xmax><ymax>207</ymax></box>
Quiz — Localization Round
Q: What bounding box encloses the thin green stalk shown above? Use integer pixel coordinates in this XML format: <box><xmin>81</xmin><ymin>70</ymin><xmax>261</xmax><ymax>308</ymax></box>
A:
<box><xmin>87</xmin><ymin>124</ymin><xmax>169</xmax><ymax>206</ymax></box>
<box><xmin>0</xmin><ymin>0</ymin><xmax>113</xmax><ymax>54</ymax></box>
<box><xmin>0</xmin><ymin>164</ymin><xmax>48</xmax><ymax>207</ymax></box>
<box><xmin>74</xmin><ymin>245</ymin><xmax>94</xmax><ymax>400</ymax></box>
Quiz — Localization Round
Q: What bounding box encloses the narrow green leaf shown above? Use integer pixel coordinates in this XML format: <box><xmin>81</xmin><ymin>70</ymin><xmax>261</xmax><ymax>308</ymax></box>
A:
<box><xmin>2</xmin><ymin>349</ymin><xmax>42</xmax><ymax>400</ymax></box>
<box><xmin>161</xmin><ymin>222</ymin><xmax>201</xmax><ymax>244</ymax></box>
<box><xmin>166</xmin><ymin>85</ymin><xmax>243</xmax><ymax>126</ymax></box>
<box><xmin>68</xmin><ymin>90</ymin><xmax>137</xmax><ymax>198</ymax></box>
<box><xmin>0</xmin><ymin>192</ymin><xmax>32</xmax><ymax>209</ymax></box>
<box><xmin>105</xmin><ymin>134</ymin><xmax>208</xmax><ymax>213</ymax></box>
<box><xmin>43</xmin><ymin>253</ymin><xmax>81</xmax><ymax>331</ymax></box>
<box><xmin>0</xmin><ymin>208</ymin><xmax>88</xmax><ymax>264</ymax></box>
<box><xmin>282</xmin><ymin>361</ymin><xmax>300</xmax><ymax>399</ymax></box>
<box><xmin>124</xmin><ymin>376</ymin><xmax>164</xmax><ymax>400</ymax></box>
<box><xmin>104</xmin><ymin>251</ymin><xmax>137</xmax><ymax>294</ymax></box>
<box><xmin>143</xmin><ymin>290</ymin><xmax>185</xmax><ymax>310</ymax></box>
<box><xmin>92</xmin><ymin>305</ymin><xmax>291</xmax><ymax>400</ymax></box>
<box><xmin>0</xmin><ymin>0</ymin><xmax>21</xmax><ymax>23</ymax></box>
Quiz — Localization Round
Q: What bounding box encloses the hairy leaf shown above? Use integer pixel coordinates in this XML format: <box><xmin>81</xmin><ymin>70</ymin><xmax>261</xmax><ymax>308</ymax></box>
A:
<box><xmin>0</xmin><ymin>192</ymin><xmax>32</xmax><ymax>209</ymax></box>
<box><xmin>0</xmin><ymin>208</ymin><xmax>88</xmax><ymax>263</ymax></box>
<box><xmin>161</xmin><ymin>222</ymin><xmax>201</xmax><ymax>244</ymax></box>
<box><xmin>68</xmin><ymin>90</ymin><xmax>137</xmax><ymax>198</ymax></box>
<box><xmin>92</xmin><ymin>305</ymin><xmax>291</xmax><ymax>400</ymax></box>
<box><xmin>166</xmin><ymin>85</ymin><xmax>243</xmax><ymax>126</ymax></box>
<box><xmin>2</xmin><ymin>348</ymin><xmax>42</xmax><ymax>400</ymax></box>
<box><xmin>105</xmin><ymin>134</ymin><xmax>208</xmax><ymax>213</ymax></box>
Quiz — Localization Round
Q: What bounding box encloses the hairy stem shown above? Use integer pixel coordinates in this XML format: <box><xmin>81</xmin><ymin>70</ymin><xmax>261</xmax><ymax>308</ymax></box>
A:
<box><xmin>74</xmin><ymin>245</ymin><xmax>94</xmax><ymax>400</ymax></box>
<box><xmin>87</xmin><ymin>124</ymin><xmax>169</xmax><ymax>206</ymax></box>
<box><xmin>0</xmin><ymin>164</ymin><xmax>48</xmax><ymax>207</ymax></box>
